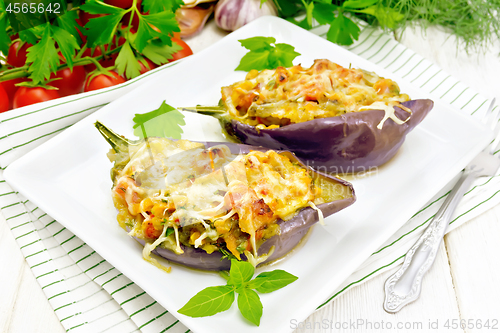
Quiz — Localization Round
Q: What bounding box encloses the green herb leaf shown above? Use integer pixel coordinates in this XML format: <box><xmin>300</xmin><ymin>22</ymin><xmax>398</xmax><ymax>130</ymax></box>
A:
<box><xmin>272</xmin><ymin>0</ymin><xmax>302</xmax><ymax>17</ymax></box>
<box><xmin>165</xmin><ymin>227</ymin><xmax>174</xmax><ymax>237</ymax></box>
<box><xmin>228</xmin><ymin>259</ymin><xmax>254</xmax><ymax>287</ymax></box>
<box><xmin>239</xmin><ymin>36</ymin><xmax>275</xmax><ymax>51</ymax></box>
<box><xmin>25</xmin><ymin>25</ymin><xmax>59</xmax><ymax>84</ymax></box>
<box><xmin>237</xmin><ymin>288</ymin><xmax>262</xmax><ymax>326</ymax></box>
<box><xmin>312</xmin><ymin>3</ymin><xmax>336</xmax><ymax>25</ymax></box>
<box><xmin>142</xmin><ymin>40</ymin><xmax>182</xmax><ymax>65</ymax></box>
<box><xmin>178</xmin><ymin>285</ymin><xmax>235</xmax><ymax>317</ymax></box>
<box><xmin>342</xmin><ymin>0</ymin><xmax>378</xmax><ymax>9</ymax></box>
<box><xmin>115</xmin><ymin>40</ymin><xmax>141</xmax><ymax>79</ymax></box>
<box><xmin>235</xmin><ymin>36</ymin><xmax>300</xmax><ymax>71</ymax></box>
<box><xmin>55</xmin><ymin>10</ymin><xmax>81</xmax><ymax>45</ymax></box>
<box><xmin>356</xmin><ymin>4</ymin><xmax>404</xmax><ymax>29</ymax></box>
<box><xmin>81</xmin><ymin>0</ymin><xmax>126</xmax><ymax>47</ymax></box>
<box><xmin>268</xmin><ymin>43</ymin><xmax>301</xmax><ymax>68</ymax></box>
<box><xmin>133</xmin><ymin>101</ymin><xmax>186</xmax><ymax>139</ymax></box>
<box><xmin>142</xmin><ymin>11</ymin><xmax>179</xmax><ymax>45</ymax></box>
<box><xmin>248</xmin><ymin>269</ymin><xmax>298</xmax><ymax>293</ymax></box>
<box><xmin>51</xmin><ymin>25</ymin><xmax>80</xmax><ymax>70</ymax></box>
<box><xmin>142</xmin><ymin>0</ymin><xmax>184</xmax><ymax>15</ymax></box>
<box><xmin>326</xmin><ymin>12</ymin><xmax>360</xmax><ymax>46</ymax></box>
<box><xmin>0</xmin><ymin>14</ymin><xmax>10</xmax><ymax>55</ymax></box>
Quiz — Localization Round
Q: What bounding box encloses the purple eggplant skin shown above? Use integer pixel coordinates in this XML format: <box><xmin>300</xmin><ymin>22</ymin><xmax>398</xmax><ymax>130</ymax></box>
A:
<box><xmin>133</xmin><ymin>142</ymin><xmax>355</xmax><ymax>271</ymax></box>
<box><xmin>222</xmin><ymin>99</ymin><xmax>434</xmax><ymax>173</ymax></box>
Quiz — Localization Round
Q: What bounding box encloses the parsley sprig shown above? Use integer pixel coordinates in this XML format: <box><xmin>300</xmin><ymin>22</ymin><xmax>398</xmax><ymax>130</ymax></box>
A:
<box><xmin>267</xmin><ymin>0</ymin><xmax>403</xmax><ymax>46</ymax></box>
<box><xmin>235</xmin><ymin>36</ymin><xmax>301</xmax><ymax>71</ymax></box>
<box><xmin>132</xmin><ymin>101</ymin><xmax>186</xmax><ymax>139</ymax></box>
<box><xmin>0</xmin><ymin>0</ymin><xmax>183</xmax><ymax>86</ymax></box>
<box><xmin>178</xmin><ymin>259</ymin><xmax>298</xmax><ymax>326</ymax></box>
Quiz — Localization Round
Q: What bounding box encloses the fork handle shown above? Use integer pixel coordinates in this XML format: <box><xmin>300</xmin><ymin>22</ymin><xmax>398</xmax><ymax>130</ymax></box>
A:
<box><xmin>383</xmin><ymin>170</ymin><xmax>476</xmax><ymax>313</ymax></box>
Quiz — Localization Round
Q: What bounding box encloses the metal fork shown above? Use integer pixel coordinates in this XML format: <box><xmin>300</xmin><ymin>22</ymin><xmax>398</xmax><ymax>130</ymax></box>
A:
<box><xmin>383</xmin><ymin>99</ymin><xmax>500</xmax><ymax>313</ymax></box>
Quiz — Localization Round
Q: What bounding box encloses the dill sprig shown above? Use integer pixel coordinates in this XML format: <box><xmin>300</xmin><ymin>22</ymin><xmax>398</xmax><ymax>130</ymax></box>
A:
<box><xmin>383</xmin><ymin>0</ymin><xmax>500</xmax><ymax>51</ymax></box>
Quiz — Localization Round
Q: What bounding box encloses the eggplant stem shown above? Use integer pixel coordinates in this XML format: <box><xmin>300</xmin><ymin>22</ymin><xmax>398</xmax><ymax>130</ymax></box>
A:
<box><xmin>178</xmin><ymin>105</ymin><xmax>226</xmax><ymax>117</ymax></box>
<box><xmin>95</xmin><ymin>120</ymin><xmax>140</xmax><ymax>153</ymax></box>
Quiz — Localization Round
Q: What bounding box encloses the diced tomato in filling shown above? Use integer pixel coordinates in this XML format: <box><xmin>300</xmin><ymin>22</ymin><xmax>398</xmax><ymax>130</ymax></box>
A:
<box><xmin>145</xmin><ymin>222</ymin><xmax>162</xmax><ymax>239</ymax></box>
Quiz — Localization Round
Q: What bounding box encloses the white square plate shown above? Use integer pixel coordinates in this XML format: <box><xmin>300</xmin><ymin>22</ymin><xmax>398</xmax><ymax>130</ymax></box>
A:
<box><xmin>4</xmin><ymin>17</ymin><xmax>492</xmax><ymax>333</ymax></box>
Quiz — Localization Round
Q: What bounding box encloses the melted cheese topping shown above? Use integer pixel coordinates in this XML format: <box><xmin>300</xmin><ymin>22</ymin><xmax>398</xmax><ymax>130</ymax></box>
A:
<box><xmin>221</xmin><ymin>59</ymin><xmax>411</xmax><ymax>128</ymax></box>
<box><xmin>110</xmin><ymin>138</ymin><xmax>330</xmax><ymax>266</ymax></box>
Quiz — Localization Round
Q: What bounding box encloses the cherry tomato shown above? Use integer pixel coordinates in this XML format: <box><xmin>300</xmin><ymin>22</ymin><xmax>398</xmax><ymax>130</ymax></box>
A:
<box><xmin>84</xmin><ymin>72</ymin><xmax>126</xmax><ymax>92</ymax></box>
<box><xmin>138</xmin><ymin>58</ymin><xmax>157</xmax><ymax>74</ymax></box>
<box><xmin>49</xmin><ymin>66</ymin><xmax>87</xmax><ymax>97</ymax></box>
<box><xmin>0</xmin><ymin>85</ymin><xmax>9</xmax><ymax>112</ymax></box>
<box><xmin>105</xmin><ymin>0</ymin><xmax>133</xmax><ymax>9</ymax></box>
<box><xmin>0</xmin><ymin>78</ymin><xmax>27</xmax><ymax>109</ymax></box>
<box><xmin>6</xmin><ymin>42</ymin><xmax>31</xmax><ymax>67</ymax></box>
<box><xmin>168</xmin><ymin>38</ymin><xmax>193</xmax><ymax>62</ymax></box>
<box><xmin>13</xmin><ymin>86</ymin><xmax>60</xmax><ymax>108</ymax></box>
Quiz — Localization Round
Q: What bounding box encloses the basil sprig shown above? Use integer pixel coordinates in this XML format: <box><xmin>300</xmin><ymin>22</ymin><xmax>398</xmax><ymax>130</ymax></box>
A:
<box><xmin>178</xmin><ymin>259</ymin><xmax>298</xmax><ymax>326</ymax></box>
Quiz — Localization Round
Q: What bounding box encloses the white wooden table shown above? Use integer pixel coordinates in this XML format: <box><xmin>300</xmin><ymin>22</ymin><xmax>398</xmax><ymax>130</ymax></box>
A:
<box><xmin>1</xmin><ymin>21</ymin><xmax>500</xmax><ymax>333</ymax></box>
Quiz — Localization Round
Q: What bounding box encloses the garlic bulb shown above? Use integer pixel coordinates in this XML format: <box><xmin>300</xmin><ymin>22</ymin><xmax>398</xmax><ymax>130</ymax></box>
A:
<box><xmin>215</xmin><ymin>0</ymin><xmax>278</xmax><ymax>32</ymax></box>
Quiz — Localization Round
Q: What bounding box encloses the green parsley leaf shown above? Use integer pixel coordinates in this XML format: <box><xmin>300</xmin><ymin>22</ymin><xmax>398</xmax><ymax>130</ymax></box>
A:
<box><xmin>272</xmin><ymin>0</ymin><xmax>302</xmax><ymax>17</ymax></box>
<box><xmin>355</xmin><ymin>4</ymin><xmax>404</xmax><ymax>29</ymax></box>
<box><xmin>142</xmin><ymin>40</ymin><xmax>182</xmax><ymax>65</ymax></box>
<box><xmin>115</xmin><ymin>40</ymin><xmax>141</xmax><ymax>79</ymax></box>
<box><xmin>228</xmin><ymin>259</ymin><xmax>254</xmax><ymax>288</ymax></box>
<box><xmin>52</xmin><ymin>25</ymin><xmax>80</xmax><ymax>70</ymax></box>
<box><xmin>132</xmin><ymin>101</ymin><xmax>186</xmax><ymax>139</ymax></box>
<box><xmin>25</xmin><ymin>25</ymin><xmax>59</xmax><ymax>84</ymax></box>
<box><xmin>142</xmin><ymin>0</ymin><xmax>184</xmax><ymax>15</ymax></box>
<box><xmin>247</xmin><ymin>269</ymin><xmax>298</xmax><ymax>293</ymax></box>
<box><xmin>81</xmin><ymin>0</ymin><xmax>126</xmax><ymax>47</ymax></box>
<box><xmin>18</xmin><ymin>26</ymin><xmax>39</xmax><ymax>45</ymax></box>
<box><xmin>312</xmin><ymin>3</ymin><xmax>337</xmax><ymax>25</ymax></box>
<box><xmin>0</xmin><ymin>14</ymin><xmax>10</xmax><ymax>55</ymax></box>
<box><xmin>141</xmin><ymin>11</ymin><xmax>179</xmax><ymax>45</ymax></box>
<box><xmin>178</xmin><ymin>285</ymin><xmax>235</xmax><ymax>317</ymax></box>
<box><xmin>135</xmin><ymin>18</ymin><xmax>160</xmax><ymax>52</ymax></box>
<box><xmin>237</xmin><ymin>288</ymin><xmax>262</xmax><ymax>326</ymax></box>
<box><xmin>235</xmin><ymin>36</ymin><xmax>301</xmax><ymax>71</ymax></box>
<box><xmin>55</xmin><ymin>10</ymin><xmax>81</xmax><ymax>45</ymax></box>
<box><xmin>268</xmin><ymin>43</ymin><xmax>301</xmax><ymax>68</ymax></box>
<box><xmin>326</xmin><ymin>12</ymin><xmax>360</xmax><ymax>46</ymax></box>
<box><xmin>342</xmin><ymin>0</ymin><xmax>378</xmax><ymax>9</ymax></box>
<box><xmin>239</xmin><ymin>36</ymin><xmax>275</xmax><ymax>51</ymax></box>
<box><xmin>165</xmin><ymin>227</ymin><xmax>174</xmax><ymax>237</ymax></box>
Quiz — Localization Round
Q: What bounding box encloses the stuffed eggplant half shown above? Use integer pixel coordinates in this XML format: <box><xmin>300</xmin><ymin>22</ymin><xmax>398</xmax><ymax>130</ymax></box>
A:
<box><xmin>185</xmin><ymin>59</ymin><xmax>434</xmax><ymax>173</ymax></box>
<box><xmin>96</xmin><ymin>122</ymin><xmax>355</xmax><ymax>271</ymax></box>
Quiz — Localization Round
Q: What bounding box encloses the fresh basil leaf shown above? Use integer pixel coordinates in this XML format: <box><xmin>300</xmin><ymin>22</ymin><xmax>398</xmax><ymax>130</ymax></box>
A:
<box><xmin>250</xmin><ymin>269</ymin><xmax>298</xmax><ymax>293</ymax></box>
<box><xmin>237</xmin><ymin>288</ymin><xmax>263</xmax><ymax>326</ymax></box>
<box><xmin>326</xmin><ymin>12</ymin><xmax>360</xmax><ymax>45</ymax></box>
<box><xmin>178</xmin><ymin>285</ymin><xmax>235</xmax><ymax>317</ymax></box>
<box><xmin>228</xmin><ymin>259</ymin><xmax>254</xmax><ymax>287</ymax></box>
<box><xmin>133</xmin><ymin>101</ymin><xmax>186</xmax><ymax>139</ymax></box>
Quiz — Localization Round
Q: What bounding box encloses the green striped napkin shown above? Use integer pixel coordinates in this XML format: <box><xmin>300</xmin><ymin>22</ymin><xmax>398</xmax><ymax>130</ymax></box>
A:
<box><xmin>1</xmin><ymin>24</ymin><xmax>499</xmax><ymax>333</ymax></box>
